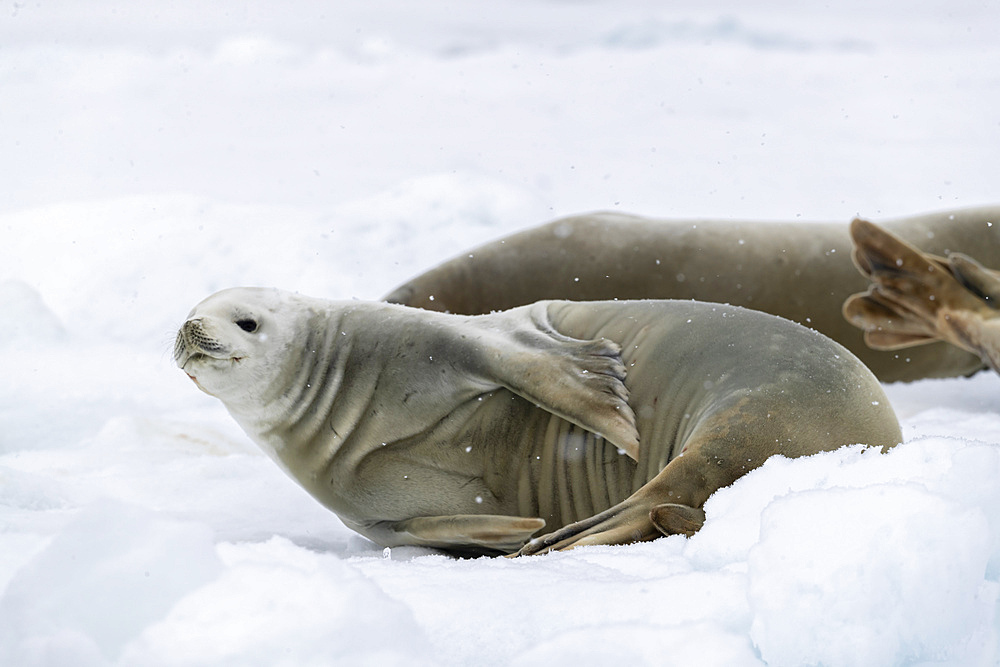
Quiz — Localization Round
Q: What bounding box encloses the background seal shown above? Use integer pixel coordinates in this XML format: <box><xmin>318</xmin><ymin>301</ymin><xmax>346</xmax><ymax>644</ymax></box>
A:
<box><xmin>385</xmin><ymin>206</ymin><xmax>1000</xmax><ymax>382</ymax></box>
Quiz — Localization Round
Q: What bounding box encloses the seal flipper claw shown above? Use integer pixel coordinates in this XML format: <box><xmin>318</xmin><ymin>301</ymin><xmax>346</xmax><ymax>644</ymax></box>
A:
<box><xmin>386</xmin><ymin>514</ymin><xmax>546</xmax><ymax>555</ymax></box>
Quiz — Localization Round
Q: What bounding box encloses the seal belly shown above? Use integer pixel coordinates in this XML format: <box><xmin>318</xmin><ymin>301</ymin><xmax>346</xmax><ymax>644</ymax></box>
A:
<box><xmin>448</xmin><ymin>391</ymin><xmax>637</xmax><ymax>531</ymax></box>
<box><xmin>334</xmin><ymin>388</ymin><xmax>635</xmax><ymax>533</ymax></box>
<box><xmin>510</xmin><ymin>413</ymin><xmax>636</xmax><ymax>532</ymax></box>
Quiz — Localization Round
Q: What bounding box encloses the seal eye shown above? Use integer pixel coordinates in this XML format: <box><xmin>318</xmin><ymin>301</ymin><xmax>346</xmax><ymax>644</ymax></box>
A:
<box><xmin>235</xmin><ymin>318</ymin><xmax>259</xmax><ymax>333</ymax></box>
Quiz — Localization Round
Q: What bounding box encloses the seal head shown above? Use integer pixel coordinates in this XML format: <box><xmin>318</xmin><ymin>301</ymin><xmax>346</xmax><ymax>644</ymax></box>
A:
<box><xmin>174</xmin><ymin>287</ymin><xmax>305</xmax><ymax>402</ymax></box>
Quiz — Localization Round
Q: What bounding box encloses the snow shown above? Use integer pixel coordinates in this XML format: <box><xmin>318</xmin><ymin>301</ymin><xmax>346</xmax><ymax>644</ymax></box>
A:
<box><xmin>2</xmin><ymin>1</ymin><xmax>999</xmax><ymax>664</ymax></box>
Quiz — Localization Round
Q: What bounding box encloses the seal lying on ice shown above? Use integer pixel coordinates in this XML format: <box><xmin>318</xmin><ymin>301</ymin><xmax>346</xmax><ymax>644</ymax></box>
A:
<box><xmin>176</xmin><ymin>288</ymin><xmax>900</xmax><ymax>556</ymax></box>
<box><xmin>384</xmin><ymin>206</ymin><xmax>1000</xmax><ymax>382</ymax></box>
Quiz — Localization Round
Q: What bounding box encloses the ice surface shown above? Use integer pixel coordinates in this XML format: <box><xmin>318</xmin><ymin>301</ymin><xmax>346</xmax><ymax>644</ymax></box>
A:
<box><xmin>2</xmin><ymin>1</ymin><xmax>999</xmax><ymax>665</ymax></box>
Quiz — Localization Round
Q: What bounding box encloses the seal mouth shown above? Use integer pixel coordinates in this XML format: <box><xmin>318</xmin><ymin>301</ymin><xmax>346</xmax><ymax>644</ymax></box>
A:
<box><xmin>179</xmin><ymin>350</ymin><xmax>245</xmax><ymax>396</ymax></box>
<box><xmin>179</xmin><ymin>350</ymin><xmax>245</xmax><ymax>369</ymax></box>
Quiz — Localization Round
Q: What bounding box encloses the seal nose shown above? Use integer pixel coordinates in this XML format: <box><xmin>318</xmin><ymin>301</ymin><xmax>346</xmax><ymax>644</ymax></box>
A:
<box><xmin>174</xmin><ymin>319</ymin><xmax>198</xmax><ymax>364</ymax></box>
<box><xmin>175</xmin><ymin>318</ymin><xmax>225</xmax><ymax>365</ymax></box>
<box><xmin>181</xmin><ymin>319</ymin><xmax>203</xmax><ymax>336</ymax></box>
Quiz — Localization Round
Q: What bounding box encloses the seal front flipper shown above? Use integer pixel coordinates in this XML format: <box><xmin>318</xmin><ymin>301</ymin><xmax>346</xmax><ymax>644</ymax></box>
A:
<box><xmin>845</xmin><ymin>218</ymin><xmax>1000</xmax><ymax>372</ymax></box>
<box><xmin>470</xmin><ymin>302</ymin><xmax>640</xmax><ymax>459</ymax></box>
<box><xmin>383</xmin><ymin>515</ymin><xmax>546</xmax><ymax>555</ymax></box>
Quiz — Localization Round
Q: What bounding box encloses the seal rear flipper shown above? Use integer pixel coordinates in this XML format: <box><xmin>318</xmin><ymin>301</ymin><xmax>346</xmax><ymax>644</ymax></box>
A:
<box><xmin>649</xmin><ymin>503</ymin><xmax>706</xmax><ymax>537</ymax></box>
<box><xmin>846</xmin><ymin>218</ymin><xmax>1000</xmax><ymax>371</ymax></box>
<box><xmin>385</xmin><ymin>514</ymin><xmax>546</xmax><ymax>555</ymax></box>
<box><xmin>474</xmin><ymin>303</ymin><xmax>641</xmax><ymax>459</ymax></box>
<box><xmin>515</xmin><ymin>502</ymin><xmax>706</xmax><ymax>556</ymax></box>
<box><xmin>949</xmin><ymin>253</ymin><xmax>1000</xmax><ymax>305</ymax></box>
<box><xmin>843</xmin><ymin>290</ymin><xmax>940</xmax><ymax>349</ymax></box>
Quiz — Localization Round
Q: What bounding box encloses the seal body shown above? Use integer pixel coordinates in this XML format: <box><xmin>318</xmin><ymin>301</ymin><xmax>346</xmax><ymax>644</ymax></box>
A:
<box><xmin>176</xmin><ymin>289</ymin><xmax>900</xmax><ymax>556</ymax></box>
<box><xmin>384</xmin><ymin>207</ymin><xmax>1000</xmax><ymax>382</ymax></box>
